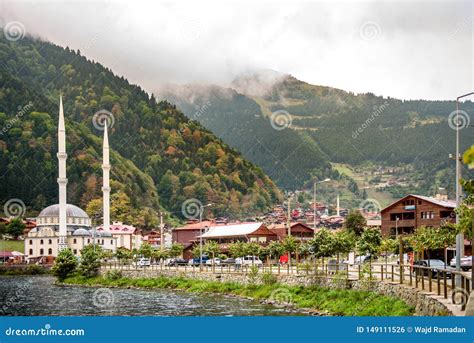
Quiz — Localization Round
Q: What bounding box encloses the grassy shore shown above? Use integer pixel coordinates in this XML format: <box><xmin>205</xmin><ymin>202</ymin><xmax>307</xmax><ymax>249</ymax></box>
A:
<box><xmin>63</xmin><ymin>274</ymin><xmax>414</xmax><ymax>316</ymax></box>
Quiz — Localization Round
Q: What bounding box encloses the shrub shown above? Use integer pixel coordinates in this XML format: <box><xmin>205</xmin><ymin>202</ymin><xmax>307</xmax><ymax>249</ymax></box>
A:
<box><xmin>247</xmin><ymin>265</ymin><xmax>259</xmax><ymax>285</ymax></box>
<box><xmin>26</xmin><ymin>265</ymin><xmax>47</xmax><ymax>275</ymax></box>
<box><xmin>52</xmin><ymin>248</ymin><xmax>77</xmax><ymax>281</ymax></box>
<box><xmin>261</xmin><ymin>271</ymin><xmax>278</xmax><ymax>285</ymax></box>
<box><xmin>78</xmin><ymin>244</ymin><xmax>103</xmax><ymax>278</ymax></box>
<box><xmin>104</xmin><ymin>270</ymin><xmax>123</xmax><ymax>281</ymax></box>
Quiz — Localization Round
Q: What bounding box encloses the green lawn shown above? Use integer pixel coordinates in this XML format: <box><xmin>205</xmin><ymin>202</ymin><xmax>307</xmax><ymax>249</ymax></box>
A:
<box><xmin>0</xmin><ymin>239</ymin><xmax>24</xmax><ymax>252</ymax></box>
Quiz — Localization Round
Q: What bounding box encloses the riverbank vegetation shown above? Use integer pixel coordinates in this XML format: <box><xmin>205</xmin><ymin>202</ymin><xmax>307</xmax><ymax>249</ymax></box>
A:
<box><xmin>62</xmin><ymin>273</ymin><xmax>414</xmax><ymax>316</ymax></box>
<box><xmin>0</xmin><ymin>265</ymin><xmax>49</xmax><ymax>275</ymax></box>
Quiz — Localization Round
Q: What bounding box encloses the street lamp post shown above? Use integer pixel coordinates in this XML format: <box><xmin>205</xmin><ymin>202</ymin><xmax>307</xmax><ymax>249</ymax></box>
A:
<box><xmin>395</xmin><ymin>216</ymin><xmax>399</xmax><ymax>239</ymax></box>
<box><xmin>199</xmin><ymin>203</ymin><xmax>212</xmax><ymax>270</ymax></box>
<box><xmin>454</xmin><ymin>92</ymin><xmax>474</xmax><ymax>285</ymax></box>
<box><xmin>313</xmin><ymin>178</ymin><xmax>331</xmax><ymax>230</ymax></box>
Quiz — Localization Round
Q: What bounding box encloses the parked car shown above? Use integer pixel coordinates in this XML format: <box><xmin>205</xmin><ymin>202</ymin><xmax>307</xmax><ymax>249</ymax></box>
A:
<box><xmin>188</xmin><ymin>256</ymin><xmax>210</xmax><ymax>266</ymax></box>
<box><xmin>221</xmin><ymin>258</ymin><xmax>235</xmax><ymax>265</ymax></box>
<box><xmin>206</xmin><ymin>258</ymin><xmax>222</xmax><ymax>266</ymax></box>
<box><xmin>449</xmin><ymin>256</ymin><xmax>472</xmax><ymax>271</ymax></box>
<box><xmin>236</xmin><ymin>256</ymin><xmax>263</xmax><ymax>266</ymax></box>
<box><xmin>354</xmin><ymin>255</ymin><xmax>377</xmax><ymax>264</ymax></box>
<box><xmin>134</xmin><ymin>258</ymin><xmax>151</xmax><ymax>267</ymax></box>
<box><xmin>166</xmin><ymin>258</ymin><xmax>188</xmax><ymax>266</ymax></box>
<box><xmin>413</xmin><ymin>259</ymin><xmax>453</xmax><ymax>278</ymax></box>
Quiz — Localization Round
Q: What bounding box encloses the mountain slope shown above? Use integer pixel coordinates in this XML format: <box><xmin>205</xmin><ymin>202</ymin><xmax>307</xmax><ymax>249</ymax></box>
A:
<box><xmin>160</xmin><ymin>85</ymin><xmax>337</xmax><ymax>190</ymax></box>
<box><xmin>0</xmin><ymin>34</ymin><xmax>282</xmax><ymax>223</ymax></box>
<box><xmin>159</xmin><ymin>73</ymin><xmax>474</xmax><ymax>201</ymax></box>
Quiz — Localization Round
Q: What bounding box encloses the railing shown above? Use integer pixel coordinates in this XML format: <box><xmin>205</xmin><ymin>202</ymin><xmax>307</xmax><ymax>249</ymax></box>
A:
<box><xmin>101</xmin><ymin>260</ymin><xmax>472</xmax><ymax>311</ymax></box>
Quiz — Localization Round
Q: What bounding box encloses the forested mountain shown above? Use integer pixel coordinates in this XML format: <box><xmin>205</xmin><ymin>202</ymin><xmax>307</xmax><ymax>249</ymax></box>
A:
<box><xmin>0</xmin><ymin>34</ymin><xmax>282</xmax><ymax>225</ymax></box>
<box><xmin>159</xmin><ymin>73</ymin><xmax>474</xmax><ymax>200</ymax></box>
<box><xmin>160</xmin><ymin>85</ymin><xmax>338</xmax><ymax>190</ymax></box>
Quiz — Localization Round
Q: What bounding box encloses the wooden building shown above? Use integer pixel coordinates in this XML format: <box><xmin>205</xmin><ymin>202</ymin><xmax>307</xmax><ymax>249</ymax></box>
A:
<box><xmin>267</xmin><ymin>222</ymin><xmax>314</xmax><ymax>241</ymax></box>
<box><xmin>381</xmin><ymin>194</ymin><xmax>456</xmax><ymax>237</ymax></box>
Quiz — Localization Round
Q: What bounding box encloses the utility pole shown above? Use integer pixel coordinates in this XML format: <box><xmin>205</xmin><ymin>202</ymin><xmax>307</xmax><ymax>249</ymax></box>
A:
<box><xmin>313</xmin><ymin>184</ymin><xmax>316</xmax><ymax>230</ymax></box>
<box><xmin>160</xmin><ymin>211</ymin><xmax>164</xmax><ymax>252</ymax></box>
<box><xmin>454</xmin><ymin>92</ymin><xmax>473</xmax><ymax>285</ymax></box>
<box><xmin>287</xmin><ymin>193</ymin><xmax>291</xmax><ymax>237</ymax></box>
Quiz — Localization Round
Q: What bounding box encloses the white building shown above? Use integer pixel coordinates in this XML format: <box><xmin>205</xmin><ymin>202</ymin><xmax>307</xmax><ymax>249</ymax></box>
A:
<box><xmin>25</xmin><ymin>204</ymin><xmax>116</xmax><ymax>260</ymax></box>
<box><xmin>25</xmin><ymin>97</ymin><xmax>118</xmax><ymax>261</ymax></box>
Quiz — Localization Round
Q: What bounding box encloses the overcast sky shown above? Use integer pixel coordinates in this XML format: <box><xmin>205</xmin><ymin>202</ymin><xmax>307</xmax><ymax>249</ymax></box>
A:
<box><xmin>0</xmin><ymin>0</ymin><xmax>472</xmax><ymax>100</ymax></box>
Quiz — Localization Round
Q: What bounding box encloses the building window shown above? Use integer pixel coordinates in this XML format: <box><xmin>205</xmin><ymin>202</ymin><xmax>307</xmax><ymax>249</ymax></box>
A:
<box><xmin>40</xmin><ymin>248</ymin><xmax>44</xmax><ymax>255</ymax></box>
<box><xmin>73</xmin><ymin>238</ymin><xmax>77</xmax><ymax>244</ymax></box>
<box><xmin>29</xmin><ymin>249</ymin><xmax>33</xmax><ymax>255</ymax></box>
<box><xmin>421</xmin><ymin>211</ymin><xmax>435</xmax><ymax>219</ymax></box>
<box><xmin>40</xmin><ymin>239</ymin><xmax>44</xmax><ymax>245</ymax></box>
<box><xmin>87</xmin><ymin>239</ymin><xmax>90</xmax><ymax>243</ymax></box>
<box><xmin>48</xmin><ymin>248</ymin><xmax>52</xmax><ymax>255</ymax></box>
<box><xmin>73</xmin><ymin>249</ymin><xmax>77</xmax><ymax>255</ymax></box>
<box><xmin>111</xmin><ymin>240</ymin><xmax>114</xmax><ymax>245</ymax></box>
<box><xmin>29</xmin><ymin>240</ymin><xmax>33</xmax><ymax>245</ymax></box>
<box><xmin>48</xmin><ymin>239</ymin><xmax>52</xmax><ymax>244</ymax></box>
<box><xmin>440</xmin><ymin>211</ymin><xmax>454</xmax><ymax>219</ymax></box>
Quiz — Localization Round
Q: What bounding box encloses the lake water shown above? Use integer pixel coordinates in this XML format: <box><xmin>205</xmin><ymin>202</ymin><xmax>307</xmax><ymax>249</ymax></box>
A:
<box><xmin>0</xmin><ymin>276</ymin><xmax>300</xmax><ymax>316</ymax></box>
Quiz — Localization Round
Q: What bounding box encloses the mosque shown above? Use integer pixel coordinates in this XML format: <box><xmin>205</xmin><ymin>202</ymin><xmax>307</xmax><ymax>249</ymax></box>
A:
<box><xmin>25</xmin><ymin>97</ymin><xmax>118</xmax><ymax>262</ymax></box>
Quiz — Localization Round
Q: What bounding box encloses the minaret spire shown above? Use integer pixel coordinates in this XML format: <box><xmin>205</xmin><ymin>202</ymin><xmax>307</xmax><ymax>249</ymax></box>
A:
<box><xmin>57</xmin><ymin>95</ymin><xmax>68</xmax><ymax>250</ymax></box>
<box><xmin>102</xmin><ymin>121</ymin><xmax>111</xmax><ymax>231</ymax></box>
<box><xmin>336</xmin><ymin>194</ymin><xmax>340</xmax><ymax>217</ymax></box>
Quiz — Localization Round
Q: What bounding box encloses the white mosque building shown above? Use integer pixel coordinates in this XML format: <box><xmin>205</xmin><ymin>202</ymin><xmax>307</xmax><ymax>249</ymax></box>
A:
<box><xmin>25</xmin><ymin>97</ymin><xmax>118</xmax><ymax>262</ymax></box>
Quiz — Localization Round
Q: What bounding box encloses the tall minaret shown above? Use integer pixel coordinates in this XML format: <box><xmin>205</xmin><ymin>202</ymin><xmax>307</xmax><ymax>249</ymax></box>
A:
<box><xmin>102</xmin><ymin>121</ymin><xmax>111</xmax><ymax>231</ymax></box>
<box><xmin>57</xmin><ymin>96</ymin><xmax>68</xmax><ymax>251</ymax></box>
<box><xmin>336</xmin><ymin>194</ymin><xmax>340</xmax><ymax>217</ymax></box>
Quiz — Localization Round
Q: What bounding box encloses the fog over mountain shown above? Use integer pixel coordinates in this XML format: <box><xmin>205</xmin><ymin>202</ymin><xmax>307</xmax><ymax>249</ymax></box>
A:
<box><xmin>1</xmin><ymin>0</ymin><xmax>472</xmax><ymax>100</ymax></box>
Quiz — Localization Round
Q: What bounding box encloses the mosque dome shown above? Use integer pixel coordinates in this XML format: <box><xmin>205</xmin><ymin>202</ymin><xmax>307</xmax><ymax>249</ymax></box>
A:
<box><xmin>36</xmin><ymin>204</ymin><xmax>91</xmax><ymax>227</ymax></box>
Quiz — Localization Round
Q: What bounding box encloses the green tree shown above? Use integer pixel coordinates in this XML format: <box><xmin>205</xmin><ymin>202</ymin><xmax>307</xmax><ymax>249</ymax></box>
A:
<box><xmin>52</xmin><ymin>248</ymin><xmax>77</xmax><ymax>281</ymax></box>
<box><xmin>345</xmin><ymin>210</ymin><xmax>366</xmax><ymax>236</ymax></box>
<box><xmin>282</xmin><ymin>235</ymin><xmax>298</xmax><ymax>266</ymax></box>
<box><xmin>78</xmin><ymin>244</ymin><xmax>103</xmax><ymax>278</ymax></box>
<box><xmin>333</xmin><ymin>229</ymin><xmax>356</xmax><ymax>262</ymax></box>
<box><xmin>169</xmin><ymin>243</ymin><xmax>184</xmax><ymax>258</ymax></box>
<box><xmin>203</xmin><ymin>241</ymin><xmax>220</xmax><ymax>260</ymax></box>
<box><xmin>229</xmin><ymin>241</ymin><xmax>246</xmax><ymax>258</ymax></box>
<box><xmin>6</xmin><ymin>218</ymin><xmax>26</xmax><ymax>239</ymax></box>
<box><xmin>357</xmin><ymin>228</ymin><xmax>381</xmax><ymax>259</ymax></box>
<box><xmin>115</xmin><ymin>247</ymin><xmax>132</xmax><ymax>264</ymax></box>
<box><xmin>267</xmin><ymin>240</ymin><xmax>285</xmax><ymax>261</ymax></box>
<box><xmin>138</xmin><ymin>242</ymin><xmax>153</xmax><ymax>258</ymax></box>
<box><xmin>0</xmin><ymin>223</ymin><xmax>7</xmax><ymax>237</ymax></box>
<box><xmin>309</xmin><ymin>228</ymin><xmax>335</xmax><ymax>264</ymax></box>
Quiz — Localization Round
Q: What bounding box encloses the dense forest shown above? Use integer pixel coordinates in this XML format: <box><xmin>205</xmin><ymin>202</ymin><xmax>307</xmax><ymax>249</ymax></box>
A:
<box><xmin>161</xmin><ymin>74</ymin><xmax>474</xmax><ymax>199</ymax></box>
<box><xmin>0</xmin><ymin>34</ymin><xmax>282</xmax><ymax>226</ymax></box>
